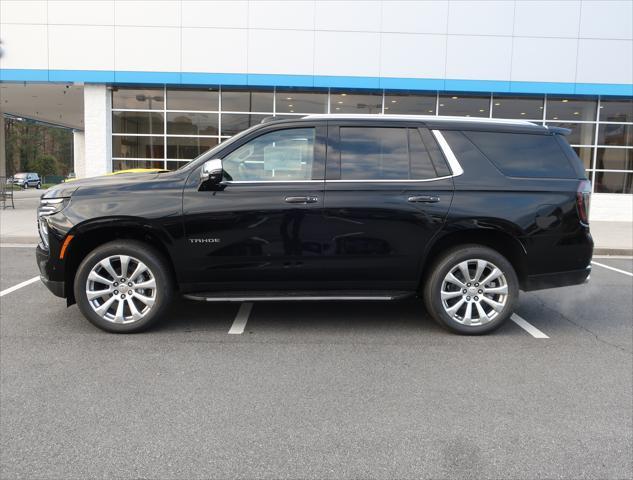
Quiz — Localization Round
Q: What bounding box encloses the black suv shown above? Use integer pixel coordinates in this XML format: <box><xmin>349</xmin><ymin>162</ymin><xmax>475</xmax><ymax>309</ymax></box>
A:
<box><xmin>36</xmin><ymin>115</ymin><xmax>593</xmax><ymax>334</ymax></box>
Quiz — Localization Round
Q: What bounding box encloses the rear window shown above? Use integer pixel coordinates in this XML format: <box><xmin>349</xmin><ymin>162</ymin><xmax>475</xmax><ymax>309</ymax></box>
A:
<box><xmin>463</xmin><ymin>131</ymin><xmax>576</xmax><ymax>178</ymax></box>
<box><xmin>338</xmin><ymin>127</ymin><xmax>443</xmax><ymax>180</ymax></box>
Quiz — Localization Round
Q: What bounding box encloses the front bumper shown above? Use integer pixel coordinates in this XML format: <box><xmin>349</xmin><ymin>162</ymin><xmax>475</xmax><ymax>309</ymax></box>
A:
<box><xmin>523</xmin><ymin>265</ymin><xmax>591</xmax><ymax>291</ymax></box>
<box><xmin>36</xmin><ymin>245</ymin><xmax>66</xmax><ymax>298</ymax></box>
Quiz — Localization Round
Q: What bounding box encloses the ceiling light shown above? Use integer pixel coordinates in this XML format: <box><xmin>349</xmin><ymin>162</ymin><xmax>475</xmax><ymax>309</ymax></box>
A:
<box><xmin>451</xmin><ymin>96</ymin><xmax>458</xmax><ymax>99</ymax></box>
<box><xmin>428</xmin><ymin>110</ymin><xmax>433</xmax><ymax>113</ymax></box>
<box><xmin>341</xmin><ymin>93</ymin><xmax>347</xmax><ymax>96</ymax></box>
<box><xmin>391</xmin><ymin>100</ymin><xmax>397</xmax><ymax>103</ymax></box>
<box><xmin>289</xmin><ymin>110</ymin><xmax>294</xmax><ymax>113</ymax></box>
<box><xmin>562</xmin><ymin>99</ymin><xmax>568</xmax><ymax>103</ymax></box>
<box><xmin>335</xmin><ymin>107</ymin><xmax>340</xmax><ymax>110</ymax></box>
<box><xmin>286</xmin><ymin>97</ymin><xmax>292</xmax><ymax>100</ymax></box>
<box><xmin>384</xmin><ymin>107</ymin><xmax>389</xmax><ymax>110</ymax></box>
<box><xmin>539</xmin><ymin>106</ymin><xmax>543</xmax><ymax>109</ymax></box>
<box><xmin>439</xmin><ymin>103</ymin><xmax>444</xmax><ymax>107</ymax></box>
<box><xmin>494</xmin><ymin>102</ymin><xmax>500</xmax><ymax>106</ymax></box>
<box><xmin>553</xmin><ymin>116</ymin><xmax>558</xmax><ymax>120</ymax></box>
<box><xmin>573</xmin><ymin>111</ymin><xmax>579</xmax><ymax>115</ymax></box>
<box><xmin>337</xmin><ymin>101</ymin><xmax>343</xmax><ymax>104</ymax></box>
<box><xmin>520</xmin><ymin>112</ymin><xmax>526</xmax><ymax>115</ymax></box>
<box><xmin>288</xmin><ymin>104</ymin><xmax>293</xmax><ymax>107</ymax></box>
<box><xmin>479</xmin><ymin>109</ymin><xmax>485</xmax><ymax>112</ymax></box>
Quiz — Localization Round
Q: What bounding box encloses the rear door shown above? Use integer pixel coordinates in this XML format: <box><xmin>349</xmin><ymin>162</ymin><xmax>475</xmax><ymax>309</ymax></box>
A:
<box><xmin>320</xmin><ymin>121</ymin><xmax>454</xmax><ymax>291</ymax></box>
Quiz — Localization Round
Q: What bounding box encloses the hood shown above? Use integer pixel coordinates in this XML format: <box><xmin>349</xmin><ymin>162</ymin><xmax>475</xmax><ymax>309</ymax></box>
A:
<box><xmin>42</xmin><ymin>171</ymin><xmax>168</xmax><ymax>199</ymax></box>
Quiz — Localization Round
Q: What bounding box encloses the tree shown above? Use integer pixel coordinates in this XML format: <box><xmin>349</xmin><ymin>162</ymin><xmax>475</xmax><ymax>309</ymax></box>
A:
<box><xmin>29</xmin><ymin>154</ymin><xmax>58</xmax><ymax>177</ymax></box>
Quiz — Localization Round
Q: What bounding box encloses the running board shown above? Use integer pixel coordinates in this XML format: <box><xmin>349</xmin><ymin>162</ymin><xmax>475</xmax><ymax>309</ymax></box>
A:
<box><xmin>183</xmin><ymin>291</ymin><xmax>414</xmax><ymax>302</ymax></box>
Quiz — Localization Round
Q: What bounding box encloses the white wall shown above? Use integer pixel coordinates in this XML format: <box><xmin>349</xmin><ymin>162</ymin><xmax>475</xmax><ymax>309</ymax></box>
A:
<box><xmin>72</xmin><ymin>130</ymin><xmax>85</xmax><ymax>178</ymax></box>
<box><xmin>82</xmin><ymin>85</ymin><xmax>111</xmax><ymax>177</ymax></box>
<box><xmin>1</xmin><ymin>0</ymin><xmax>631</xmax><ymax>86</ymax></box>
<box><xmin>590</xmin><ymin>194</ymin><xmax>633</xmax><ymax>222</ymax></box>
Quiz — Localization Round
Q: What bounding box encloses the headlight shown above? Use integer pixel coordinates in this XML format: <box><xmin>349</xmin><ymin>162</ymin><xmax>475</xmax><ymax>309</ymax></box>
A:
<box><xmin>37</xmin><ymin>198</ymin><xmax>70</xmax><ymax>249</ymax></box>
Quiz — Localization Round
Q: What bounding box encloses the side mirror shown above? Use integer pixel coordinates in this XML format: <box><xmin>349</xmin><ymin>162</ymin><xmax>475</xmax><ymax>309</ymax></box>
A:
<box><xmin>200</xmin><ymin>158</ymin><xmax>223</xmax><ymax>186</ymax></box>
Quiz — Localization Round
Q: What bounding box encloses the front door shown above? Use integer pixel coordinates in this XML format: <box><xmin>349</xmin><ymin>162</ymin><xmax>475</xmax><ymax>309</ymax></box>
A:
<box><xmin>321</xmin><ymin>123</ymin><xmax>454</xmax><ymax>291</ymax></box>
<box><xmin>181</xmin><ymin>123</ymin><xmax>327</xmax><ymax>292</ymax></box>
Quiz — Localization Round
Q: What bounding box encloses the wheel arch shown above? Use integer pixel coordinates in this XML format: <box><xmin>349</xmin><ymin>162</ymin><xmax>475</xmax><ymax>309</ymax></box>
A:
<box><xmin>421</xmin><ymin>227</ymin><xmax>528</xmax><ymax>289</ymax></box>
<box><xmin>63</xmin><ymin>218</ymin><xmax>179</xmax><ymax>305</ymax></box>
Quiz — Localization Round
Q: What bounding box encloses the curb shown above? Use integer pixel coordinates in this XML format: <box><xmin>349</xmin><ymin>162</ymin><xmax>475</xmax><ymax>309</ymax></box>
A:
<box><xmin>2</xmin><ymin>236</ymin><xmax>632</xmax><ymax>256</ymax></box>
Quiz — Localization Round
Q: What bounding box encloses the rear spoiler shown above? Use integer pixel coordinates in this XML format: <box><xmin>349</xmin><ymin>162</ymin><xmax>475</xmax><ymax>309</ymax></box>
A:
<box><xmin>546</xmin><ymin>126</ymin><xmax>571</xmax><ymax>136</ymax></box>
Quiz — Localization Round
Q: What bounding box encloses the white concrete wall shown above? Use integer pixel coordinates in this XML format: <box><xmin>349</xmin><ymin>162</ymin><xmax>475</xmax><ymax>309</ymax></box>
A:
<box><xmin>590</xmin><ymin>194</ymin><xmax>633</xmax><ymax>223</ymax></box>
<box><xmin>0</xmin><ymin>0</ymin><xmax>631</xmax><ymax>86</ymax></box>
<box><xmin>83</xmin><ymin>85</ymin><xmax>111</xmax><ymax>177</ymax></box>
<box><xmin>72</xmin><ymin>130</ymin><xmax>85</xmax><ymax>178</ymax></box>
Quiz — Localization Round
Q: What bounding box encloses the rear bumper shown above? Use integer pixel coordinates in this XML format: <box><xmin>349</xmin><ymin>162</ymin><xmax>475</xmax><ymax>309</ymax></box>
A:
<box><xmin>523</xmin><ymin>266</ymin><xmax>591</xmax><ymax>291</ymax></box>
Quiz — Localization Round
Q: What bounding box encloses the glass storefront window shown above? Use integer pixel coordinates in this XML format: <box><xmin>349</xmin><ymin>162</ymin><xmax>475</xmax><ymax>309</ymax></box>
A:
<box><xmin>166</xmin><ymin>137</ymin><xmax>218</xmax><ymax>160</ymax></box>
<box><xmin>598</xmin><ymin>124</ymin><xmax>633</xmax><ymax>147</ymax></box>
<box><xmin>546</xmin><ymin>122</ymin><xmax>595</xmax><ymax>145</ymax></box>
<box><xmin>599</xmin><ymin>98</ymin><xmax>633</xmax><ymax>123</ymax></box>
<box><xmin>571</xmin><ymin>146</ymin><xmax>594</xmax><ymax>170</ymax></box>
<box><xmin>112</xmin><ymin>88</ymin><xmax>164</xmax><ymax>110</ymax></box>
<box><xmin>221</xmin><ymin>90</ymin><xmax>273</xmax><ymax>112</ymax></box>
<box><xmin>595</xmin><ymin>148</ymin><xmax>633</xmax><ymax>171</ymax></box>
<box><xmin>492</xmin><ymin>95</ymin><xmax>544</xmax><ymax>119</ymax></box>
<box><xmin>112</xmin><ymin>135</ymin><xmax>164</xmax><ymax>159</ymax></box>
<box><xmin>546</xmin><ymin>96</ymin><xmax>597</xmax><ymax>121</ymax></box>
<box><xmin>113</xmin><ymin>112</ymin><xmax>164</xmax><ymax>134</ymax></box>
<box><xmin>439</xmin><ymin>94</ymin><xmax>489</xmax><ymax>117</ymax></box>
<box><xmin>330</xmin><ymin>91</ymin><xmax>382</xmax><ymax>114</ymax></box>
<box><xmin>275</xmin><ymin>89</ymin><xmax>328</xmax><ymax>114</ymax></box>
<box><xmin>166</xmin><ymin>88</ymin><xmax>219</xmax><ymax>111</ymax></box>
<box><xmin>113</xmin><ymin>159</ymin><xmax>166</xmax><ymax>170</ymax></box>
<box><xmin>167</xmin><ymin>112</ymin><xmax>219</xmax><ymax>136</ymax></box>
<box><xmin>221</xmin><ymin>114</ymin><xmax>269</xmax><ymax>136</ymax></box>
<box><xmin>383</xmin><ymin>93</ymin><xmax>436</xmax><ymax>115</ymax></box>
<box><xmin>594</xmin><ymin>171</ymin><xmax>633</xmax><ymax>194</ymax></box>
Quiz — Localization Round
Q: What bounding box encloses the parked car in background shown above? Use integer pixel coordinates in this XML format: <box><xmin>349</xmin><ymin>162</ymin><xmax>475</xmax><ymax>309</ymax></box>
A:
<box><xmin>36</xmin><ymin>115</ymin><xmax>593</xmax><ymax>335</ymax></box>
<box><xmin>7</xmin><ymin>172</ymin><xmax>41</xmax><ymax>189</ymax></box>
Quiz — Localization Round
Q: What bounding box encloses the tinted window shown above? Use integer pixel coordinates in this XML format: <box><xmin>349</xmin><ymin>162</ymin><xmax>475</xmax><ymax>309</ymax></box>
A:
<box><xmin>409</xmin><ymin>129</ymin><xmax>437</xmax><ymax>179</ymax></box>
<box><xmin>223</xmin><ymin>128</ymin><xmax>315</xmax><ymax>181</ymax></box>
<box><xmin>463</xmin><ymin>131</ymin><xmax>576</xmax><ymax>178</ymax></box>
<box><xmin>339</xmin><ymin>127</ymin><xmax>439</xmax><ymax>180</ymax></box>
<box><xmin>340</xmin><ymin>127</ymin><xmax>408</xmax><ymax>180</ymax></box>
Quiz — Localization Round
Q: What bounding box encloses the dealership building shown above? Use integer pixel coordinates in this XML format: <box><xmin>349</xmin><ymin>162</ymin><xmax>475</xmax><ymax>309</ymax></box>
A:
<box><xmin>0</xmin><ymin>0</ymin><xmax>631</xmax><ymax>220</ymax></box>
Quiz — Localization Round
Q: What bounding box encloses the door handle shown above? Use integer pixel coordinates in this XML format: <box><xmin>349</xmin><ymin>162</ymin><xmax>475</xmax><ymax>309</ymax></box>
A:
<box><xmin>408</xmin><ymin>195</ymin><xmax>440</xmax><ymax>203</ymax></box>
<box><xmin>285</xmin><ymin>196</ymin><xmax>319</xmax><ymax>204</ymax></box>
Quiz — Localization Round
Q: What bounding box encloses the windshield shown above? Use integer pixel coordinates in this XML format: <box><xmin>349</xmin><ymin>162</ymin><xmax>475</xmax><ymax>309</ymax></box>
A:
<box><xmin>175</xmin><ymin>123</ymin><xmax>266</xmax><ymax>172</ymax></box>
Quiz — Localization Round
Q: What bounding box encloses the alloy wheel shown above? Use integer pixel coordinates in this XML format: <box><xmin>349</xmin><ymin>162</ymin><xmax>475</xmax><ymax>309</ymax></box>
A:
<box><xmin>440</xmin><ymin>258</ymin><xmax>509</xmax><ymax>326</ymax></box>
<box><xmin>85</xmin><ymin>254</ymin><xmax>157</xmax><ymax>324</ymax></box>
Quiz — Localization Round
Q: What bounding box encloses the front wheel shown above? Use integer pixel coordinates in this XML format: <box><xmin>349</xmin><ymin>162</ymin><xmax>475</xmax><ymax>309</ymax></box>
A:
<box><xmin>74</xmin><ymin>240</ymin><xmax>173</xmax><ymax>333</ymax></box>
<box><xmin>423</xmin><ymin>245</ymin><xmax>519</xmax><ymax>335</ymax></box>
<box><xmin>36</xmin><ymin>182</ymin><xmax>41</xmax><ymax>189</ymax></box>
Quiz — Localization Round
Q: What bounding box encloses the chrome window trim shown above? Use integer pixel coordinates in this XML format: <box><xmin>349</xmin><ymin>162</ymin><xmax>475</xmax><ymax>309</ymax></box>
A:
<box><xmin>431</xmin><ymin>129</ymin><xmax>464</xmax><ymax>177</ymax></box>
<box><xmin>326</xmin><ymin>176</ymin><xmax>453</xmax><ymax>183</ymax></box>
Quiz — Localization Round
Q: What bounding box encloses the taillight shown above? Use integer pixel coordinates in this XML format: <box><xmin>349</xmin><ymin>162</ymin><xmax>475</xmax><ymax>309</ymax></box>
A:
<box><xmin>576</xmin><ymin>180</ymin><xmax>591</xmax><ymax>226</ymax></box>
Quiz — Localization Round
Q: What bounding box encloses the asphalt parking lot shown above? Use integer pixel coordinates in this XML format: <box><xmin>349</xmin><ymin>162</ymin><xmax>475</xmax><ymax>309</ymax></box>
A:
<box><xmin>0</xmin><ymin>245</ymin><xmax>631</xmax><ymax>479</ymax></box>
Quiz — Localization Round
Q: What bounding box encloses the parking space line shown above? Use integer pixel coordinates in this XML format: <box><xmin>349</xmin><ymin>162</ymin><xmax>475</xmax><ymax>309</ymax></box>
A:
<box><xmin>0</xmin><ymin>276</ymin><xmax>40</xmax><ymax>297</ymax></box>
<box><xmin>228</xmin><ymin>302</ymin><xmax>253</xmax><ymax>334</ymax></box>
<box><xmin>591</xmin><ymin>261</ymin><xmax>633</xmax><ymax>277</ymax></box>
<box><xmin>511</xmin><ymin>313</ymin><xmax>549</xmax><ymax>339</ymax></box>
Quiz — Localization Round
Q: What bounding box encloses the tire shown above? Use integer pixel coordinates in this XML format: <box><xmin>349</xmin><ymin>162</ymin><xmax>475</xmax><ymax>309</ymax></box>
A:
<box><xmin>22</xmin><ymin>183</ymin><xmax>27</xmax><ymax>189</ymax></box>
<box><xmin>36</xmin><ymin>182</ymin><xmax>41</xmax><ymax>189</ymax></box>
<box><xmin>74</xmin><ymin>240</ymin><xmax>173</xmax><ymax>333</ymax></box>
<box><xmin>423</xmin><ymin>244</ymin><xmax>519</xmax><ymax>335</ymax></box>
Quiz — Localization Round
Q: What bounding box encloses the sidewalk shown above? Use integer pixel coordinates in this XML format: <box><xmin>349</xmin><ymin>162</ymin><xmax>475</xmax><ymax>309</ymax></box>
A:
<box><xmin>1</xmin><ymin>189</ymin><xmax>631</xmax><ymax>254</ymax></box>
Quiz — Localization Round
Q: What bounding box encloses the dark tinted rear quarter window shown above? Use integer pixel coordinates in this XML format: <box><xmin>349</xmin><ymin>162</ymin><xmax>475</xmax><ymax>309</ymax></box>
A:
<box><xmin>464</xmin><ymin>131</ymin><xmax>576</xmax><ymax>178</ymax></box>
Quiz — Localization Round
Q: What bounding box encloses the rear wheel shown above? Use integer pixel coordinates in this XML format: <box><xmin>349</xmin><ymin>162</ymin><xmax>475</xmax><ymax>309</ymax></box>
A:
<box><xmin>74</xmin><ymin>241</ymin><xmax>173</xmax><ymax>333</ymax></box>
<box><xmin>423</xmin><ymin>245</ymin><xmax>519</xmax><ymax>335</ymax></box>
